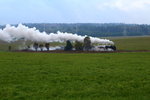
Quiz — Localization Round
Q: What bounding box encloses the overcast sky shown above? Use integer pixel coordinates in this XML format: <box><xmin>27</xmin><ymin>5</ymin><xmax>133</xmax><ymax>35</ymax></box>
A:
<box><xmin>0</xmin><ymin>0</ymin><xmax>150</xmax><ymax>24</ymax></box>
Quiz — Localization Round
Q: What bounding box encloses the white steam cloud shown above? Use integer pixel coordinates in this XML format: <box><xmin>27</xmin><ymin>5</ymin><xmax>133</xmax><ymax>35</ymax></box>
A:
<box><xmin>0</xmin><ymin>24</ymin><xmax>114</xmax><ymax>44</ymax></box>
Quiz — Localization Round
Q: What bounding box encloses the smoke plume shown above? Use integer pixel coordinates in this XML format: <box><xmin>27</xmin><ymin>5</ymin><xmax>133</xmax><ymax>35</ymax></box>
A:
<box><xmin>0</xmin><ymin>24</ymin><xmax>114</xmax><ymax>44</ymax></box>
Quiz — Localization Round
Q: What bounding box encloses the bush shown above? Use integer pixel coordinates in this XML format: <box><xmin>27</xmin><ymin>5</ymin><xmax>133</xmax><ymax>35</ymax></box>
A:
<box><xmin>75</xmin><ymin>41</ymin><xmax>83</xmax><ymax>51</ymax></box>
<box><xmin>64</xmin><ymin>40</ymin><xmax>73</xmax><ymax>51</ymax></box>
<box><xmin>83</xmin><ymin>37</ymin><xmax>92</xmax><ymax>51</ymax></box>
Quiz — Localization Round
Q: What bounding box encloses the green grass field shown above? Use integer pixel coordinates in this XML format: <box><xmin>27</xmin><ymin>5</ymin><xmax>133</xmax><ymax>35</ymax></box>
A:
<box><xmin>109</xmin><ymin>36</ymin><xmax>150</xmax><ymax>50</ymax></box>
<box><xmin>0</xmin><ymin>52</ymin><xmax>150</xmax><ymax>100</ymax></box>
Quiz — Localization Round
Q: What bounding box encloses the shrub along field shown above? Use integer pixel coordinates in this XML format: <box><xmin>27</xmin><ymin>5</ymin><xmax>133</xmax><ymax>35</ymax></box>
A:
<box><xmin>0</xmin><ymin>52</ymin><xmax>149</xmax><ymax>100</ymax></box>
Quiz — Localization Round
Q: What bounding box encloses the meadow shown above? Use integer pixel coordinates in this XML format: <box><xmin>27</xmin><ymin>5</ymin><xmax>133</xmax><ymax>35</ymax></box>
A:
<box><xmin>109</xmin><ymin>36</ymin><xmax>150</xmax><ymax>50</ymax></box>
<box><xmin>0</xmin><ymin>52</ymin><xmax>150</xmax><ymax>100</ymax></box>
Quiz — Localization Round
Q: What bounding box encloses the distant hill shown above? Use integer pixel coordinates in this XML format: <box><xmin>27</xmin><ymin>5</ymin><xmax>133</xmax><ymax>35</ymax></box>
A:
<box><xmin>1</xmin><ymin>23</ymin><xmax>150</xmax><ymax>37</ymax></box>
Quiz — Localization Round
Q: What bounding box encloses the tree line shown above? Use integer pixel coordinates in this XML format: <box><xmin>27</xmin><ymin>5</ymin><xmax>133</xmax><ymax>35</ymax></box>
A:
<box><xmin>31</xmin><ymin>36</ymin><xmax>116</xmax><ymax>52</ymax></box>
<box><xmin>31</xmin><ymin>37</ymin><xmax>93</xmax><ymax>52</ymax></box>
<box><xmin>1</xmin><ymin>23</ymin><xmax>150</xmax><ymax>37</ymax></box>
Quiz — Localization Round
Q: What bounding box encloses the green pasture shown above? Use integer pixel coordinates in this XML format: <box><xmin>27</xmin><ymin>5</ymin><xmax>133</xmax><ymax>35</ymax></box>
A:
<box><xmin>0</xmin><ymin>52</ymin><xmax>149</xmax><ymax>100</ymax></box>
<box><xmin>109</xmin><ymin>36</ymin><xmax>150</xmax><ymax>50</ymax></box>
